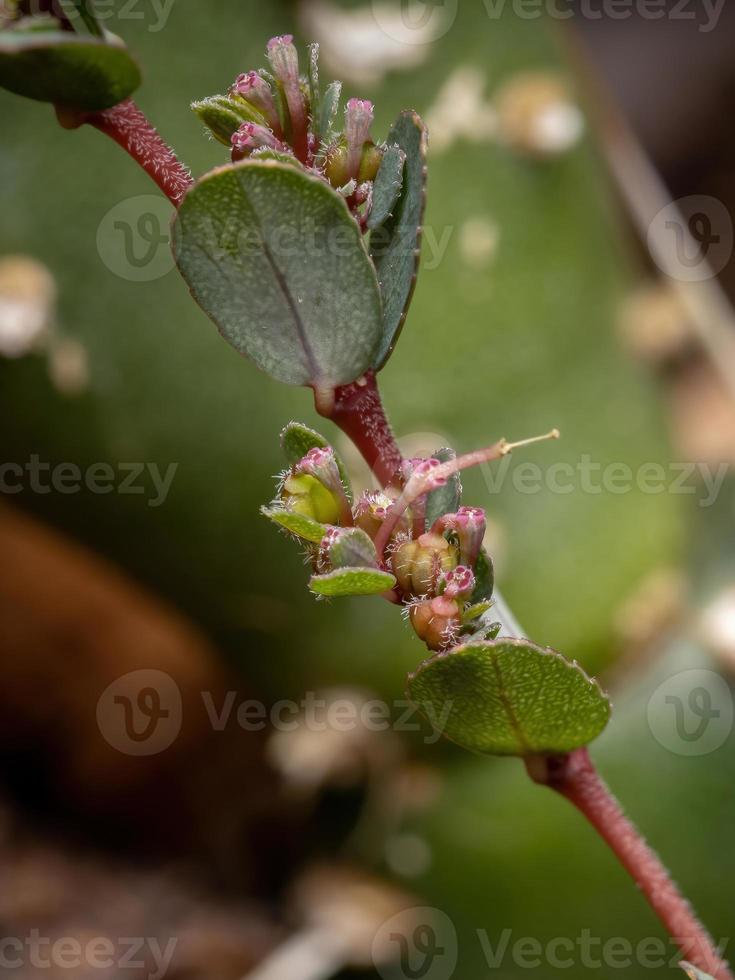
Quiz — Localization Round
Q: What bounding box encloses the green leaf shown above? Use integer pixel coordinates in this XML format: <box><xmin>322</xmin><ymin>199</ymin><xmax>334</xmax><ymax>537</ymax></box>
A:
<box><xmin>172</xmin><ymin>160</ymin><xmax>384</xmax><ymax>389</ymax></box>
<box><xmin>280</xmin><ymin>420</ymin><xmax>352</xmax><ymax>500</ymax></box>
<box><xmin>367</xmin><ymin>143</ymin><xmax>405</xmax><ymax>231</ymax></box>
<box><xmin>319</xmin><ymin>80</ymin><xmax>341</xmax><ymax>141</ymax></box>
<box><xmin>408</xmin><ymin>639</ymin><xmax>610</xmax><ymax>756</ymax></box>
<box><xmin>462</xmin><ymin>600</ymin><xmax>492</xmax><ymax>623</ymax></box>
<box><xmin>471</xmin><ymin>549</ymin><xmax>494</xmax><ymax>603</ymax></box>
<box><xmin>309</xmin><ymin>566</ymin><xmax>396</xmax><ymax>597</ymax></box>
<box><xmin>425</xmin><ymin>447</ymin><xmax>461</xmax><ymax>529</ymax></box>
<box><xmin>327</xmin><ymin>527</ymin><xmax>378</xmax><ymax>569</ymax></box>
<box><xmin>680</xmin><ymin>965</ymin><xmax>716</xmax><ymax>980</ymax></box>
<box><xmin>261</xmin><ymin>506</ymin><xmax>326</xmax><ymax>543</ymax></box>
<box><xmin>191</xmin><ymin>94</ymin><xmax>268</xmax><ymax>146</ymax></box>
<box><xmin>0</xmin><ymin>28</ymin><xmax>140</xmax><ymax>110</ymax></box>
<box><xmin>369</xmin><ymin>110</ymin><xmax>427</xmax><ymax>369</ymax></box>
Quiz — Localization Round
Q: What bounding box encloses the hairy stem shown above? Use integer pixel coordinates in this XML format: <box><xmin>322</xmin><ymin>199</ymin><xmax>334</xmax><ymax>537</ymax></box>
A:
<box><xmin>527</xmin><ymin>749</ymin><xmax>731</xmax><ymax>979</ymax></box>
<box><xmin>314</xmin><ymin>371</ymin><xmax>403</xmax><ymax>488</ymax></box>
<box><xmin>326</xmin><ymin>375</ymin><xmax>725</xmax><ymax>978</ymax></box>
<box><xmin>86</xmin><ymin>99</ymin><xmax>193</xmax><ymax>206</ymax></box>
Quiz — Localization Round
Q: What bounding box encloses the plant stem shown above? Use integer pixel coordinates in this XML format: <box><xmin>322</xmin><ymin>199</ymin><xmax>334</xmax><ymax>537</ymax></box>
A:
<box><xmin>314</xmin><ymin>371</ymin><xmax>403</xmax><ymax>488</ymax></box>
<box><xmin>526</xmin><ymin>749</ymin><xmax>732</xmax><ymax>980</ymax></box>
<box><xmin>86</xmin><ymin>99</ymin><xmax>193</xmax><ymax>206</ymax></box>
<box><xmin>327</xmin><ymin>375</ymin><xmax>727</xmax><ymax>978</ymax></box>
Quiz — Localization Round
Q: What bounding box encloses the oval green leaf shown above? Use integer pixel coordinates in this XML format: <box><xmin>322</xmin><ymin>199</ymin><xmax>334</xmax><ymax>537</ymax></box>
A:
<box><xmin>326</xmin><ymin>527</ymin><xmax>378</xmax><ymax>569</ymax></box>
<box><xmin>369</xmin><ymin>110</ymin><xmax>427</xmax><ymax>369</ymax></box>
<box><xmin>471</xmin><ymin>548</ymin><xmax>494</xmax><ymax>603</ymax></box>
<box><xmin>408</xmin><ymin>638</ymin><xmax>610</xmax><ymax>756</ymax></box>
<box><xmin>367</xmin><ymin>143</ymin><xmax>405</xmax><ymax>231</ymax></box>
<box><xmin>0</xmin><ymin>29</ymin><xmax>141</xmax><ymax>110</ymax></box>
<box><xmin>309</xmin><ymin>566</ymin><xmax>395</xmax><ymax>597</ymax></box>
<box><xmin>261</xmin><ymin>506</ymin><xmax>326</xmax><ymax>544</ymax></box>
<box><xmin>173</xmin><ymin>160</ymin><xmax>384</xmax><ymax>389</ymax></box>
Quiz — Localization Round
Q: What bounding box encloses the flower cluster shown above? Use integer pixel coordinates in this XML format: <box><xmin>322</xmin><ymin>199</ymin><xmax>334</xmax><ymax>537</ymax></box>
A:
<box><xmin>193</xmin><ymin>37</ymin><xmax>392</xmax><ymax>225</ymax></box>
<box><xmin>263</xmin><ymin>423</ymin><xmax>501</xmax><ymax>653</ymax></box>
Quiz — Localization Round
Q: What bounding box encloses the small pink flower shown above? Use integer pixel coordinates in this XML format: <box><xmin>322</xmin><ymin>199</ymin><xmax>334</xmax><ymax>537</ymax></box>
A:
<box><xmin>439</xmin><ymin>565</ymin><xmax>476</xmax><ymax>601</ymax></box>
<box><xmin>231</xmin><ymin>122</ymin><xmax>286</xmax><ymax>160</ymax></box>
<box><xmin>231</xmin><ymin>71</ymin><xmax>282</xmax><ymax>136</ymax></box>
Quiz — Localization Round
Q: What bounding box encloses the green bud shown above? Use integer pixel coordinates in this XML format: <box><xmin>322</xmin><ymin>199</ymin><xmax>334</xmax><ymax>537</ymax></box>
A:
<box><xmin>391</xmin><ymin>532</ymin><xmax>458</xmax><ymax>598</ymax></box>
<box><xmin>358</xmin><ymin>142</ymin><xmax>383</xmax><ymax>183</ymax></box>
<box><xmin>282</xmin><ymin>473</ymin><xmax>341</xmax><ymax>525</ymax></box>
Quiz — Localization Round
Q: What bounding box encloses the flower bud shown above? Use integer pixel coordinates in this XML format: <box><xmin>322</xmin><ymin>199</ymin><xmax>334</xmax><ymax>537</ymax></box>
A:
<box><xmin>292</xmin><ymin>447</ymin><xmax>352</xmax><ymax>525</ymax></box>
<box><xmin>344</xmin><ymin>98</ymin><xmax>374</xmax><ymax>181</ymax></box>
<box><xmin>231</xmin><ymin>122</ymin><xmax>287</xmax><ymax>161</ymax></box>
<box><xmin>391</xmin><ymin>532</ymin><xmax>458</xmax><ymax>598</ymax></box>
<box><xmin>433</xmin><ymin>506</ymin><xmax>486</xmax><ymax>569</ymax></box>
<box><xmin>439</xmin><ymin>565</ymin><xmax>476</xmax><ymax>601</ymax></box>
<box><xmin>358</xmin><ymin>142</ymin><xmax>383</xmax><ymax>183</ymax></box>
<box><xmin>325</xmin><ymin>139</ymin><xmax>350</xmax><ymax>189</ymax></box>
<box><xmin>282</xmin><ymin>473</ymin><xmax>341</xmax><ymax>525</ymax></box>
<box><xmin>266</xmin><ymin>34</ymin><xmax>308</xmax><ymax>159</ymax></box>
<box><xmin>231</xmin><ymin>70</ymin><xmax>282</xmax><ymax>136</ymax></box>
<box><xmin>410</xmin><ymin>596</ymin><xmax>462</xmax><ymax>651</ymax></box>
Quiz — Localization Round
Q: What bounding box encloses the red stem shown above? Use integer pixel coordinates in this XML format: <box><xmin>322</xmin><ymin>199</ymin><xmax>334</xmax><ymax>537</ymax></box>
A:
<box><xmin>314</xmin><ymin>371</ymin><xmax>403</xmax><ymax>488</ymax></box>
<box><xmin>86</xmin><ymin>99</ymin><xmax>193</xmax><ymax>206</ymax></box>
<box><xmin>527</xmin><ymin>748</ymin><xmax>732</xmax><ymax>980</ymax></box>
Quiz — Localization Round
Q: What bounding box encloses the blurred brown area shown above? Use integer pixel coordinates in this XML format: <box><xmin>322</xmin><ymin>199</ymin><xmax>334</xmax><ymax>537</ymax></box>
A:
<box><xmin>0</xmin><ymin>504</ymin><xmax>308</xmax><ymax>899</ymax></box>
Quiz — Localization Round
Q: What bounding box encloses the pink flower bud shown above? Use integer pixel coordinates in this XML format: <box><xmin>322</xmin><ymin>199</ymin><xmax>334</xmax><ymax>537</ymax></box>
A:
<box><xmin>344</xmin><ymin>98</ymin><xmax>374</xmax><ymax>181</ymax></box>
<box><xmin>231</xmin><ymin>71</ymin><xmax>282</xmax><ymax>135</ymax></box>
<box><xmin>432</xmin><ymin>506</ymin><xmax>486</xmax><ymax>569</ymax></box>
<box><xmin>439</xmin><ymin>565</ymin><xmax>476</xmax><ymax>601</ymax></box>
<box><xmin>266</xmin><ymin>34</ymin><xmax>308</xmax><ymax>161</ymax></box>
<box><xmin>230</xmin><ymin>122</ymin><xmax>286</xmax><ymax>160</ymax></box>
<box><xmin>295</xmin><ymin>447</ymin><xmax>343</xmax><ymax>498</ymax></box>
